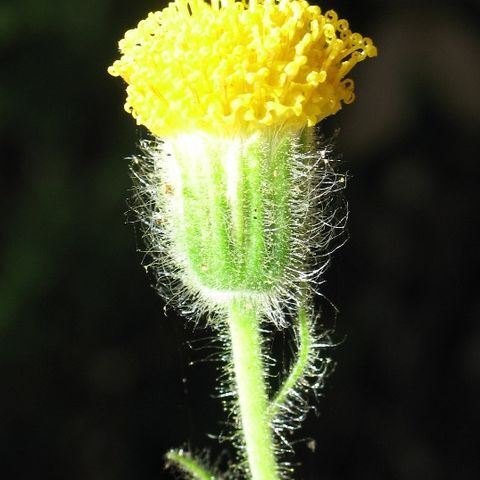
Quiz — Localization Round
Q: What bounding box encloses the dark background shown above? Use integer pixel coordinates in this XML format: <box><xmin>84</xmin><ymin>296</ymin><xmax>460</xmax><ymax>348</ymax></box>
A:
<box><xmin>1</xmin><ymin>1</ymin><xmax>479</xmax><ymax>479</ymax></box>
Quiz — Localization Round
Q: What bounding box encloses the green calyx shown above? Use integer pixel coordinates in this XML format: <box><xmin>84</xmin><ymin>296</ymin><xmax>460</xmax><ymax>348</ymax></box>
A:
<box><xmin>164</xmin><ymin>133</ymin><xmax>293</xmax><ymax>301</ymax></box>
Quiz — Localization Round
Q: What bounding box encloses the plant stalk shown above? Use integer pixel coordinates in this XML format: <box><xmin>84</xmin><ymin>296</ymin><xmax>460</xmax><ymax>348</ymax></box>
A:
<box><xmin>227</xmin><ymin>298</ymin><xmax>280</xmax><ymax>480</ymax></box>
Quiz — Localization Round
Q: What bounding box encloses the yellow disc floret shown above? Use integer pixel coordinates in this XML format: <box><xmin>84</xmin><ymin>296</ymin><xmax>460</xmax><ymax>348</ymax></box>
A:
<box><xmin>108</xmin><ymin>0</ymin><xmax>377</xmax><ymax>137</ymax></box>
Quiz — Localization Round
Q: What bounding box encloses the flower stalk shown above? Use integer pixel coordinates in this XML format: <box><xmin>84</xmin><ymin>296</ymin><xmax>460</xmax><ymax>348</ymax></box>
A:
<box><xmin>227</xmin><ymin>299</ymin><xmax>279</xmax><ymax>480</ymax></box>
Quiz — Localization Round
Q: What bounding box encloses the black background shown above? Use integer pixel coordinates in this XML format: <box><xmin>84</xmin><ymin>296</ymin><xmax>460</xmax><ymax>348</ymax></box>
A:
<box><xmin>1</xmin><ymin>1</ymin><xmax>479</xmax><ymax>479</ymax></box>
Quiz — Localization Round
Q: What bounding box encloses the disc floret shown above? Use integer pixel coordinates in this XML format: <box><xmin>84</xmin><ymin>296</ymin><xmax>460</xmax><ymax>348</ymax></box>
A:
<box><xmin>108</xmin><ymin>0</ymin><xmax>377</xmax><ymax>138</ymax></box>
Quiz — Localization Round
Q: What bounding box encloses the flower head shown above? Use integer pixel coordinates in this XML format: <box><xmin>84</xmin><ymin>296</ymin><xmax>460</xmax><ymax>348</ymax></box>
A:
<box><xmin>108</xmin><ymin>0</ymin><xmax>377</xmax><ymax>137</ymax></box>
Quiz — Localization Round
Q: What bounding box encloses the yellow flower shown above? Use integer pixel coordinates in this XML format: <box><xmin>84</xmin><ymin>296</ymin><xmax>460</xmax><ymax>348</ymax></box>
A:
<box><xmin>108</xmin><ymin>0</ymin><xmax>377</xmax><ymax>137</ymax></box>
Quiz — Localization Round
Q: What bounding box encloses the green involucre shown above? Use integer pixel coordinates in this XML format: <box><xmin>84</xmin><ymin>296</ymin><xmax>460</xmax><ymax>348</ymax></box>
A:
<box><xmin>169</xmin><ymin>134</ymin><xmax>292</xmax><ymax>296</ymax></box>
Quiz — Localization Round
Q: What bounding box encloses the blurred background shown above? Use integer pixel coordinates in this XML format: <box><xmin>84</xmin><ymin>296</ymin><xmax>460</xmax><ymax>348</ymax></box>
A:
<box><xmin>1</xmin><ymin>0</ymin><xmax>479</xmax><ymax>479</ymax></box>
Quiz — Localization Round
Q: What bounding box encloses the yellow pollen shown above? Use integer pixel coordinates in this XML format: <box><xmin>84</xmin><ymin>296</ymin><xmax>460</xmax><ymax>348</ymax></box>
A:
<box><xmin>108</xmin><ymin>0</ymin><xmax>377</xmax><ymax>137</ymax></box>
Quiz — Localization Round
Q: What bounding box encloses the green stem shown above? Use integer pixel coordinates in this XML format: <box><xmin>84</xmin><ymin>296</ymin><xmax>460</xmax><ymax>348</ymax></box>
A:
<box><xmin>269</xmin><ymin>305</ymin><xmax>311</xmax><ymax>418</ymax></box>
<box><xmin>227</xmin><ymin>299</ymin><xmax>280</xmax><ymax>480</ymax></box>
<box><xmin>165</xmin><ymin>449</ymin><xmax>217</xmax><ymax>480</ymax></box>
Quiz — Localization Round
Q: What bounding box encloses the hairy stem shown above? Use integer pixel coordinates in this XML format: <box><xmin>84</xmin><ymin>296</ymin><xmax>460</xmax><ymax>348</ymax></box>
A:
<box><xmin>269</xmin><ymin>305</ymin><xmax>311</xmax><ymax>419</ymax></box>
<box><xmin>165</xmin><ymin>449</ymin><xmax>217</xmax><ymax>480</ymax></box>
<box><xmin>227</xmin><ymin>299</ymin><xmax>280</xmax><ymax>480</ymax></box>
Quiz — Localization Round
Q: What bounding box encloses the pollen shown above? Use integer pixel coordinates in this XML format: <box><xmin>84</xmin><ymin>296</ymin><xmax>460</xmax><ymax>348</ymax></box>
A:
<box><xmin>108</xmin><ymin>0</ymin><xmax>377</xmax><ymax>137</ymax></box>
